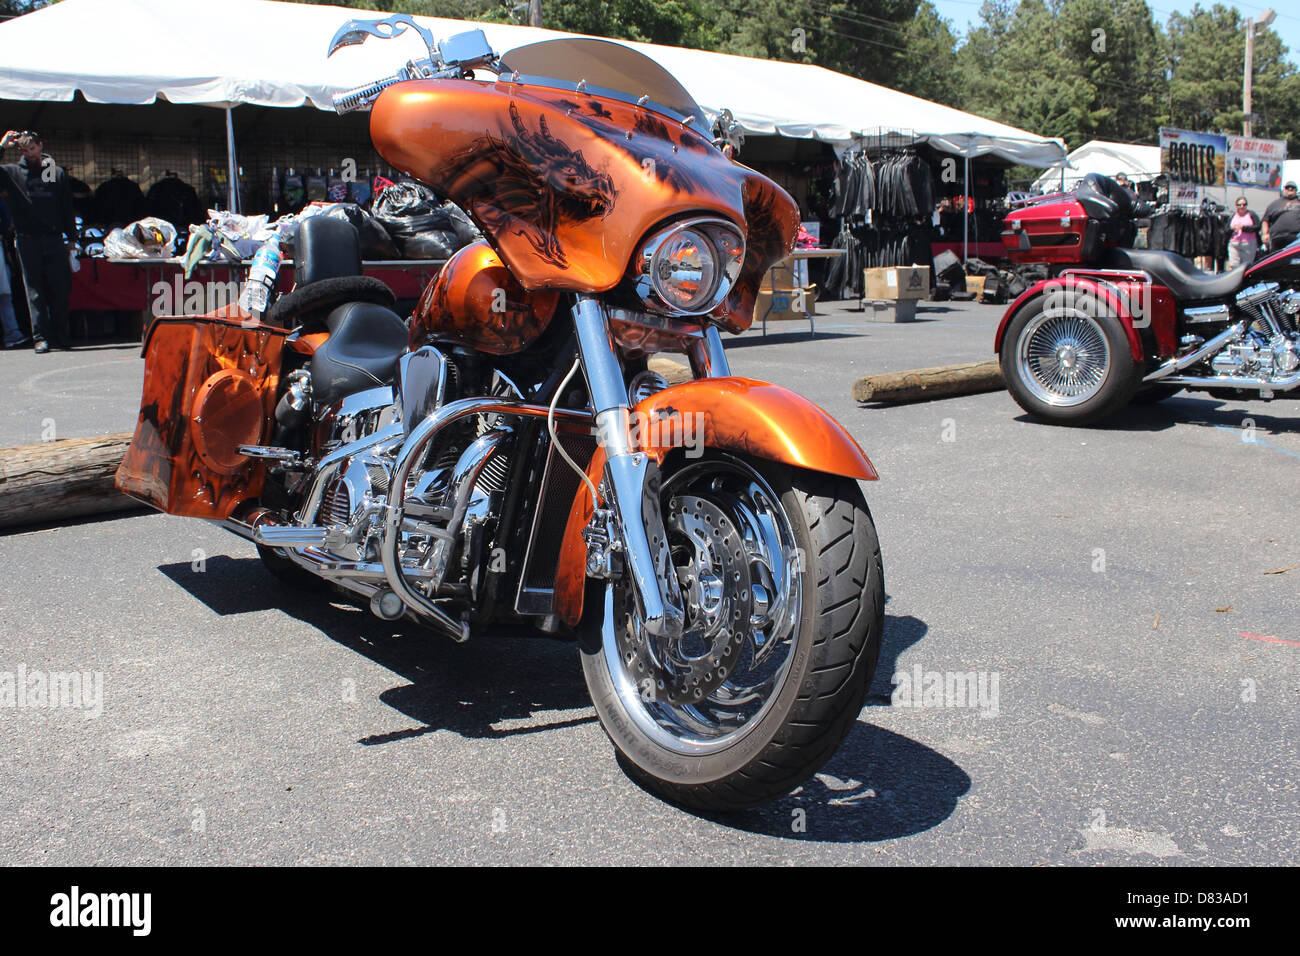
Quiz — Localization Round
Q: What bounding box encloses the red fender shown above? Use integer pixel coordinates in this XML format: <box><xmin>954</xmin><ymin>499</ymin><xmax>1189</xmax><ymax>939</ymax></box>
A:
<box><xmin>554</xmin><ymin>377</ymin><xmax>877</xmax><ymax>627</ymax></box>
<box><xmin>994</xmin><ymin>276</ymin><xmax>1154</xmax><ymax>362</ymax></box>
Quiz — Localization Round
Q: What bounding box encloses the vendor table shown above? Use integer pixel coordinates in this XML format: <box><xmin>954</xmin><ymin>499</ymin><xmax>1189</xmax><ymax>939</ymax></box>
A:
<box><xmin>758</xmin><ymin>248</ymin><xmax>845</xmax><ymax>337</ymax></box>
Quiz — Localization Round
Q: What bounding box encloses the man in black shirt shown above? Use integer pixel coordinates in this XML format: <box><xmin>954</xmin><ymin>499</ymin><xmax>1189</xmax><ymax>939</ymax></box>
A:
<box><xmin>0</xmin><ymin>130</ymin><xmax>77</xmax><ymax>352</ymax></box>
<box><xmin>1262</xmin><ymin>181</ymin><xmax>1300</xmax><ymax>255</ymax></box>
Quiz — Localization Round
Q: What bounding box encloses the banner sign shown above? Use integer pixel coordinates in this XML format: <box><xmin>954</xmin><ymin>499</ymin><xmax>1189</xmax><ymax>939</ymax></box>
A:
<box><xmin>1226</xmin><ymin>134</ymin><xmax>1287</xmax><ymax>189</ymax></box>
<box><xmin>1160</xmin><ymin>127</ymin><xmax>1226</xmax><ymax>186</ymax></box>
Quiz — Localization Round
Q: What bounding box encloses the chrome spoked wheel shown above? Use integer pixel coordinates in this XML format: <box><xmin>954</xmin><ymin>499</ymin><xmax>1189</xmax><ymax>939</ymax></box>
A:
<box><xmin>603</xmin><ymin>454</ymin><xmax>803</xmax><ymax>756</ymax></box>
<box><xmin>1016</xmin><ymin>309</ymin><xmax>1112</xmax><ymax>407</ymax></box>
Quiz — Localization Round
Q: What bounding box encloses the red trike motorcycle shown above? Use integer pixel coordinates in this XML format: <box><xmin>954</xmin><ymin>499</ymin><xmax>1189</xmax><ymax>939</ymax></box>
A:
<box><xmin>995</xmin><ymin>173</ymin><xmax>1300</xmax><ymax>424</ymax></box>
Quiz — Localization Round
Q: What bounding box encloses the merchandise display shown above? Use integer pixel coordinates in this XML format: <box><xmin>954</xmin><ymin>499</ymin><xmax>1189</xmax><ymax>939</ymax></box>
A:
<box><xmin>1146</xmin><ymin>199</ymin><xmax>1230</xmax><ymax>269</ymax></box>
<box><xmin>145</xmin><ymin>172</ymin><xmax>204</xmax><ymax>236</ymax></box>
<box><xmin>824</xmin><ymin>142</ymin><xmax>941</xmax><ymax>299</ymax></box>
<box><xmin>102</xmin><ymin>216</ymin><xmax>177</xmax><ymax>259</ymax></box>
<box><xmin>86</xmin><ymin>176</ymin><xmax>481</xmax><ymax>269</ymax></box>
<box><xmin>93</xmin><ymin>170</ymin><xmax>147</xmax><ymax>227</ymax></box>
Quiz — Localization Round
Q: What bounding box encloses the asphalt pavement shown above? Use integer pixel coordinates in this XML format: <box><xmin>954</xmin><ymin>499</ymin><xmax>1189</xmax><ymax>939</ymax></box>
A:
<box><xmin>0</xmin><ymin>299</ymin><xmax>1295</xmax><ymax>864</ymax></box>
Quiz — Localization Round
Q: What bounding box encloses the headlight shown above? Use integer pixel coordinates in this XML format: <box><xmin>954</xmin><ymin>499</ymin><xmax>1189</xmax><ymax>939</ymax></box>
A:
<box><xmin>633</xmin><ymin>218</ymin><xmax>745</xmax><ymax>316</ymax></box>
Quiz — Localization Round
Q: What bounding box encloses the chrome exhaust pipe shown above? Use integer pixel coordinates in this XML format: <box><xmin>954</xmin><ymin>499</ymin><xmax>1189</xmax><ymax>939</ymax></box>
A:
<box><xmin>1160</xmin><ymin>370</ymin><xmax>1300</xmax><ymax>392</ymax></box>
<box><xmin>1144</xmin><ymin>321</ymin><xmax>1245</xmax><ymax>382</ymax></box>
<box><xmin>221</xmin><ymin>508</ymin><xmax>331</xmax><ymax>555</ymax></box>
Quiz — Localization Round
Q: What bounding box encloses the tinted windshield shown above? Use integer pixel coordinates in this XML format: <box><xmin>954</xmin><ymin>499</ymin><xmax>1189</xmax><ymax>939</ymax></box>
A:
<box><xmin>498</xmin><ymin>38</ymin><xmax>709</xmax><ymax>129</ymax></box>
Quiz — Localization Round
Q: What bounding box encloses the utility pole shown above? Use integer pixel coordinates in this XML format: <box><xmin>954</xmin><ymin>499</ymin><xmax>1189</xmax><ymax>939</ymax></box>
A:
<box><xmin>1243</xmin><ymin>8</ymin><xmax>1276</xmax><ymax>139</ymax></box>
<box><xmin>530</xmin><ymin>0</ymin><xmax>542</xmax><ymax>28</ymax></box>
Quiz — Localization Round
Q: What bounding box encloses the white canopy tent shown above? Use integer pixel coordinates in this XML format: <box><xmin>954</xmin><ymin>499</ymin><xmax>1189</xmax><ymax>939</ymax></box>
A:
<box><xmin>1031</xmin><ymin>140</ymin><xmax>1163</xmax><ymax>194</ymax></box>
<box><xmin>0</xmin><ymin>0</ymin><xmax>1066</xmax><ymax>154</ymax></box>
<box><xmin>0</xmin><ymin>0</ymin><xmax>1065</xmax><ymax>260</ymax></box>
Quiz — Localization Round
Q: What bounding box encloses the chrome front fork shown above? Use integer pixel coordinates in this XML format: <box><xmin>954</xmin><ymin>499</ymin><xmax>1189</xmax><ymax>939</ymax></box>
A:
<box><xmin>572</xmin><ymin>296</ymin><xmax>686</xmax><ymax>640</ymax></box>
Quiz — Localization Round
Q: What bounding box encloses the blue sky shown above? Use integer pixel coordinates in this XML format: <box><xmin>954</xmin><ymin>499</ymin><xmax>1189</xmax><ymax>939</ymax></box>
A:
<box><xmin>931</xmin><ymin>0</ymin><xmax>1300</xmax><ymax>67</ymax></box>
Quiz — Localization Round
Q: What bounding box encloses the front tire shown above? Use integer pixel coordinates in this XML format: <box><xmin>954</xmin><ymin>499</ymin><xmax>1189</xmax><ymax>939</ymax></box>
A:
<box><xmin>1000</xmin><ymin>296</ymin><xmax>1141</xmax><ymax>425</ymax></box>
<box><xmin>579</xmin><ymin>453</ymin><xmax>884</xmax><ymax>812</ymax></box>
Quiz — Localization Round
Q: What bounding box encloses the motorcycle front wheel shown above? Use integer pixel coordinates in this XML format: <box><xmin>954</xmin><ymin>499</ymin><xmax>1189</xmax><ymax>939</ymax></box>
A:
<box><xmin>579</xmin><ymin>452</ymin><xmax>884</xmax><ymax>812</ymax></box>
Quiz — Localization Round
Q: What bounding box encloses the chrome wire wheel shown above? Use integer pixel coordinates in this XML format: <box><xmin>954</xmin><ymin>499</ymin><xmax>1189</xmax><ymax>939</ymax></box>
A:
<box><xmin>602</xmin><ymin>454</ymin><xmax>803</xmax><ymax>756</ymax></box>
<box><xmin>1016</xmin><ymin>308</ymin><xmax>1112</xmax><ymax>407</ymax></box>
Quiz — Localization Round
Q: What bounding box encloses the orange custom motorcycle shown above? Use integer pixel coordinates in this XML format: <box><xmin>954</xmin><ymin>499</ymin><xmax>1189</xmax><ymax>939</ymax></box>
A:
<box><xmin>116</xmin><ymin>17</ymin><xmax>884</xmax><ymax>811</ymax></box>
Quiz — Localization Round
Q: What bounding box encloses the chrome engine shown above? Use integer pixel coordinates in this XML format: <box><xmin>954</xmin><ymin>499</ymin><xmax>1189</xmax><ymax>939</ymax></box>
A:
<box><xmin>1148</xmin><ymin>282</ymin><xmax>1300</xmax><ymax>394</ymax></box>
<box><xmin>229</xmin><ymin>345</ymin><xmax>522</xmax><ymax>639</ymax></box>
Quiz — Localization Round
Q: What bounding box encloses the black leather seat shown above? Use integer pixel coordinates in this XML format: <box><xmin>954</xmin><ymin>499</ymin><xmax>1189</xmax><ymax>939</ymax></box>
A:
<box><xmin>1101</xmin><ymin>247</ymin><xmax>1246</xmax><ymax>301</ymax></box>
<box><xmin>310</xmin><ymin>301</ymin><xmax>409</xmax><ymax>407</ymax></box>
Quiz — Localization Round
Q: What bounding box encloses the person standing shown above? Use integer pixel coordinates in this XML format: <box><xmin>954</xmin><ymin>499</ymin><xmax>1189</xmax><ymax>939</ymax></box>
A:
<box><xmin>0</xmin><ymin>195</ymin><xmax>30</xmax><ymax>348</ymax></box>
<box><xmin>1226</xmin><ymin>197</ymin><xmax>1261</xmax><ymax>268</ymax></box>
<box><xmin>0</xmin><ymin>130</ymin><xmax>77</xmax><ymax>352</ymax></box>
<box><xmin>1262</xmin><ymin>180</ymin><xmax>1300</xmax><ymax>254</ymax></box>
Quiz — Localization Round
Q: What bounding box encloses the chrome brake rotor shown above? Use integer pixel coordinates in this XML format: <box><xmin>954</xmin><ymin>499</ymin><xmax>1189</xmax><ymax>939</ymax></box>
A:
<box><xmin>616</xmin><ymin>494</ymin><xmax>752</xmax><ymax>706</ymax></box>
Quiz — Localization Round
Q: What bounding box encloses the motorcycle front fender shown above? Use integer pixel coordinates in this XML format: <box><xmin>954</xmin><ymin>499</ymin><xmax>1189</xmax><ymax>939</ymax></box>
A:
<box><xmin>554</xmin><ymin>376</ymin><xmax>877</xmax><ymax>626</ymax></box>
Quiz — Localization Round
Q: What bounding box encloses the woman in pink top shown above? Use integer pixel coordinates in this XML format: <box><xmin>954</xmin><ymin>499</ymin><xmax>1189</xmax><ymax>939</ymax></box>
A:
<box><xmin>1227</xmin><ymin>198</ymin><xmax>1261</xmax><ymax>268</ymax></box>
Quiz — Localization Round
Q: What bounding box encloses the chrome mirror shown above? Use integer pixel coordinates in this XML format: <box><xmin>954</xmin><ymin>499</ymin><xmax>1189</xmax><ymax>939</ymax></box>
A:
<box><xmin>327</xmin><ymin>14</ymin><xmax>437</xmax><ymax>60</ymax></box>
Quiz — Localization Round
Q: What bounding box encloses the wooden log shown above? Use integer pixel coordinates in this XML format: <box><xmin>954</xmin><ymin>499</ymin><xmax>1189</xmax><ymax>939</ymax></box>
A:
<box><xmin>0</xmin><ymin>432</ymin><xmax>143</xmax><ymax>529</ymax></box>
<box><xmin>853</xmin><ymin>359</ymin><xmax>1005</xmax><ymax>404</ymax></box>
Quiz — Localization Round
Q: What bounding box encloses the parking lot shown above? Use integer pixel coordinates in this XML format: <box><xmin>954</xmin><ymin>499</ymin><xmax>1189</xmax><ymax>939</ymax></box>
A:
<box><xmin>1</xmin><ymin>298</ymin><xmax>1296</xmax><ymax>865</ymax></box>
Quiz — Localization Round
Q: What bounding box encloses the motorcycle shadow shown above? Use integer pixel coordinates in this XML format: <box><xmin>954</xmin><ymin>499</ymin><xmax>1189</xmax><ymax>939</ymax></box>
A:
<box><xmin>689</xmin><ymin>611</ymin><xmax>971</xmax><ymax>842</ymax></box>
<box><xmin>1016</xmin><ymin>394</ymin><xmax>1300</xmax><ymax>435</ymax></box>
<box><xmin>684</xmin><ymin>720</ymin><xmax>972</xmax><ymax>843</ymax></box>
<box><xmin>1146</xmin><ymin>395</ymin><xmax>1300</xmax><ymax>436</ymax></box>
<box><xmin>162</xmin><ymin>561</ymin><xmax>966</xmax><ymax>837</ymax></box>
<box><xmin>158</xmin><ymin>556</ymin><xmax>597</xmax><ymax>742</ymax></box>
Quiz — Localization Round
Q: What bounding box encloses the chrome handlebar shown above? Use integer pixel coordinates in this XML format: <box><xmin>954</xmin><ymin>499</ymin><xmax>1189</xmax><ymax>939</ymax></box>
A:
<box><xmin>328</xmin><ymin>21</ymin><xmax>499</xmax><ymax>115</ymax></box>
<box><xmin>332</xmin><ymin>71</ymin><xmax>408</xmax><ymax>114</ymax></box>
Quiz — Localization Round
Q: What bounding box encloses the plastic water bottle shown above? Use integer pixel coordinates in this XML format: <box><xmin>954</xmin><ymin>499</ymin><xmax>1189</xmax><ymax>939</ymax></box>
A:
<box><xmin>239</xmin><ymin>233</ymin><xmax>283</xmax><ymax>318</ymax></box>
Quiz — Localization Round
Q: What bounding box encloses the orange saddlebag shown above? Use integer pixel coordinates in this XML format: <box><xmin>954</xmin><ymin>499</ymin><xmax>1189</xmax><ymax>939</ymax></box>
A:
<box><xmin>115</xmin><ymin>309</ymin><xmax>287</xmax><ymax>519</ymax></box>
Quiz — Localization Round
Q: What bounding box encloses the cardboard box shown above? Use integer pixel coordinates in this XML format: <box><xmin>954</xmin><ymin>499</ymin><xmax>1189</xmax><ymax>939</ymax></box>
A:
<box><xmin>757</xmin><ymin>284</ymin><xmax>818</xmax><ymax>320</ymax></box>
<box><xmin>966</xmin><ymin>274</ymin><xmax>986</xmax><ymax>299</ymax></box>
<box><xmin>862</xmin><ymin>266</ymin><xmax>930</xmax><ymax>302</ymax></box>
<box><xmin>861</xmin><ymin>300</ymin><xmax>918</xmax><ymax>323</ymax></box>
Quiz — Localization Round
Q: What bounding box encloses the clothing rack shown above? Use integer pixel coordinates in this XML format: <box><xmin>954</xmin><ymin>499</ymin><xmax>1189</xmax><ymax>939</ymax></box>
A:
<box><xmin>1146</xmin><ymin>201</ymin><xmax>1231</xmax><ymax>269</ymax></box>
<box><xmin>826</xmin><ymin>130</ymin><xmax>936</xmax><ymax>299</ymax></box>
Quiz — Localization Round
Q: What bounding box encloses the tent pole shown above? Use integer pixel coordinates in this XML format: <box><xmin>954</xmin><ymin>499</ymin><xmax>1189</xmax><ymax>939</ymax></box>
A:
<box><xmin>962</xmin><ymin>153</ymin><xmax>969</xmax><ymax>264</ymax></box>
<box><xmin>225</xmin><ymin>105</ymin><xmax>240</xmax><ymax>214</ymax></box>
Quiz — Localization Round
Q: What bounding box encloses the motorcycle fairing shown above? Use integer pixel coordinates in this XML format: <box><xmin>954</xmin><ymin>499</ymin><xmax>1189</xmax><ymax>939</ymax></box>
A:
<box><xmin>115</xmin><ymin>308</ymin><xmax>286</xmax><ymax>519</ymax></box>
<box><xmin>553</xmin><ymin>377</ymin><xmax>878</xmax><ymax>626</ymax></box>
<box><xmin>369</xmin><ymin>79</ymin><xmax>798</xmax><ymax>331</ymax></box>
<box><xmin>994</xmin><ymin>276</ymin><xmax>1177</xmax><ymax>362</ymax></box>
